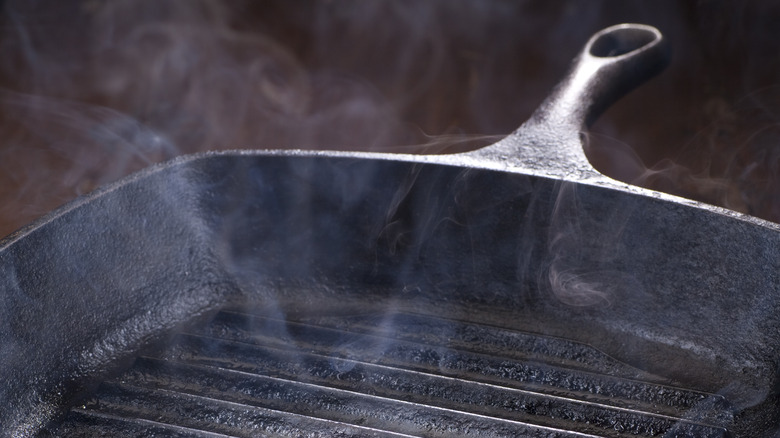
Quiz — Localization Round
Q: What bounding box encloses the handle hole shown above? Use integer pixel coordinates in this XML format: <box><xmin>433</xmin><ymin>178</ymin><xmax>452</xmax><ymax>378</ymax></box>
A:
<box><xmin>589</xmin><ymin>27</ymin><xmax>658</xmax><ymax>58</ymax></box>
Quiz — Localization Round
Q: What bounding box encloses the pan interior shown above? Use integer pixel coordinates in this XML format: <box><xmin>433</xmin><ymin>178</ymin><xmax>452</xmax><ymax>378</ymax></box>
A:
<box><xmin>4</xmin><ymin>154</ymin><xmax>779</xmax><ymax>436</ymax></box>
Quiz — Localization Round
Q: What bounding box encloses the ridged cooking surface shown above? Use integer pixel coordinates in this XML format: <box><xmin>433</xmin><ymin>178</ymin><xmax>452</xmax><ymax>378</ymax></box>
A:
<box><xmin>51</xmin><ymin>309</ymin><xmax>733</xmax><ymax>437</ymax></box>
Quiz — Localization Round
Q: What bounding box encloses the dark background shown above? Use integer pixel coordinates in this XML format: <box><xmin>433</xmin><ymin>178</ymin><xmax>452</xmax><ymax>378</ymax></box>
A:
<box><xmin>0</xmin><ymin>0</ymin><xmax>778</xmax><ymax>237</ymax></box>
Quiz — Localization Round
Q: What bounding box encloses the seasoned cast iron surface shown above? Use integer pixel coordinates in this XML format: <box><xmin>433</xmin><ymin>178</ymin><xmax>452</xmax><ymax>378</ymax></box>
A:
<box><xmin>50</xmin><ymin>304</ymin><xmax>732</xmax><ymax>437</ymax></box>
<box><xmin>4</xmin><ymin>152</ymin><xmax>779</xmax><ymax>437</ymax></box>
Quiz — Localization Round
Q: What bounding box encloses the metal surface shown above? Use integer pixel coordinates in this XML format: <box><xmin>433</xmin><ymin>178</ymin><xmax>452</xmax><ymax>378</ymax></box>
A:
<box><xmin>0</xmin><ymin>23</ymin><xmax>779</xmax><ymax>436</ymax></box>
<box><xmin>51</xmin><ymin>307</ymin><xmax>731</xmax><ymax>437</ymax></box>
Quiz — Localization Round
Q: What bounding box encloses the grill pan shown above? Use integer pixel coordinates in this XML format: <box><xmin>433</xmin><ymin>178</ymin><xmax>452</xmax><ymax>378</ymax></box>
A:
<box><xmin>2</xmin><ymin>24</ymin><xmax>779</xmax><ymax>437</ymax></box>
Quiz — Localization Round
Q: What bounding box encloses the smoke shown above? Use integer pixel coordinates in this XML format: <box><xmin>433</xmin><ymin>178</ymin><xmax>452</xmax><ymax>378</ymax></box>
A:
<box><xmin>0</xmin><ymin>0</ymin><xmax>312</xmax><ymax>232</ymax></box>
<box><xmin>0</xmin><ymin>0</ymin><xmax>453</xmax><ymax>236</ymax></box>
<box><xmin>0</xmin><ymin>0</ymin><xmax>641</xmax><ymax>238</ymax></box>
<box><xmin>0</xmin><ymin>3</ymin><xmax>778</xmax><ymax>434</ymax></box>
<box><xmin>585</xmin><ymin>129</ymin><xmax>746</xmax><ymax>212</ymax></box>
<box><xmin>1</xmin><ymin>1</ymin><xmax>774</xmax><ymax>316</ymax></box>
<box><xmin>583</xmin><ymin>1</ymin><xmax>780</xmax><ymax>224</ymax></box>
<box><xmin>545</xmin><ymin>181</ymin><xmax>644</xmax><ymax>307</ymax></box>
<box><xmin>0</xmin><ymin>1</ymin><xmax>778</xmax><ymax>239</ymax></box>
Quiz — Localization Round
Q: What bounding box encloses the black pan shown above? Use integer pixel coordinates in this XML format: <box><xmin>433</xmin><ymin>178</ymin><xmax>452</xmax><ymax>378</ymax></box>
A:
<box><xmin>2</xmin><ymin>24</ymin><xmax>779</xmax><ymax>437</ymax></box>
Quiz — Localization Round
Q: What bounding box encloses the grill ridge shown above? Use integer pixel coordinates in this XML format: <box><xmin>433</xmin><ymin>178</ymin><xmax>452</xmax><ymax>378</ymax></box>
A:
<box><xmin>49</xmin><ymin>308</ymin><xmax>734</xmax><ymax>437</ymax></box>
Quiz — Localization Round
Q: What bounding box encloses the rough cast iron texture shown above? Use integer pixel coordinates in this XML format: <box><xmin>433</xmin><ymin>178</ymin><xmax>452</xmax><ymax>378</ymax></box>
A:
<box><xmin>0</xmin><ymin>24</ymin><xmax>778</xmax><ymax>436</ymax></box>
<box><xmin>53</xmin><ymin>307</ymin><xmax>733</xmax><ymax>437</ymax></box>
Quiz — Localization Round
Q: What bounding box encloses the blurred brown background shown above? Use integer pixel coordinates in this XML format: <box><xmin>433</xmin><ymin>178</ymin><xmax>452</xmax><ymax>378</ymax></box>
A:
<box><xmin>0</xmin><ymin>0</ymin><xmax>778</xmax><ymax>237</ymax></box>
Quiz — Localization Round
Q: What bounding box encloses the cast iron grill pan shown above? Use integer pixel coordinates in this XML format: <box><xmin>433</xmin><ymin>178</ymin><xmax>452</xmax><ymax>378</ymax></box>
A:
<box><xmin>3</xmin><ymin>24</ymin><xmax>779</xmax><ymax>437</ymax></box>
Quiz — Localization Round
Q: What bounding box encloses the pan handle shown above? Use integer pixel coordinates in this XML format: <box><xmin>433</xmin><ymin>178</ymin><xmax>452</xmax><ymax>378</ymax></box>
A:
<box><xmin>467</xmin><ymin>23</ymin><xmax>669</xmax><ymax>181</ymax></box>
